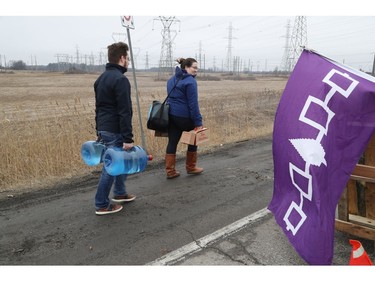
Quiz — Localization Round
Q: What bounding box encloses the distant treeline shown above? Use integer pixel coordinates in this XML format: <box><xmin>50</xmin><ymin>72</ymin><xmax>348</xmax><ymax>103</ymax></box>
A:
<box><xmin>1</xmin><ymin>61</ymin><xmax>293</xmax><ymax>76</ymax></box>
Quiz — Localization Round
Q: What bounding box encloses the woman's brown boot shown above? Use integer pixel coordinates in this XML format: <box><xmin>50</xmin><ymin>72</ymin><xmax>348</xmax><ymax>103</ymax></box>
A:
<box><xmin>165</xmin><ymin>154</ymin><xmax>180</xmax><ymax>179</ymax></box>
<box><xmin>186</xmin><ymin>151</ymin><xmax>203</xmax><ymax>175</ymax></box>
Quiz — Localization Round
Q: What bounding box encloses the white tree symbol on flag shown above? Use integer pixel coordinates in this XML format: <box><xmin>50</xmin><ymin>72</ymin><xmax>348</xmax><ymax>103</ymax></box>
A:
<box><xmin>289</xmin><ymin>138</ymin><xmax>327</xmax><ymax>167</ymax></box>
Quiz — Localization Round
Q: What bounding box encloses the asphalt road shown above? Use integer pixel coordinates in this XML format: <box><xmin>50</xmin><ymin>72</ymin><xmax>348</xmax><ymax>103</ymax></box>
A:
<box><xmin>0</xmin><ymin>136</ymin><xmax>275</xmax><ymax>265</ymax></box>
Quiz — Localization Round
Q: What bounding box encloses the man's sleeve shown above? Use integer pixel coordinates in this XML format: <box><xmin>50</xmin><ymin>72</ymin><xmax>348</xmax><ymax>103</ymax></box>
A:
<box><xmin>115</xmin><ymin>77</ymin><xmax>134</xmax><ymax>143</ymax></box>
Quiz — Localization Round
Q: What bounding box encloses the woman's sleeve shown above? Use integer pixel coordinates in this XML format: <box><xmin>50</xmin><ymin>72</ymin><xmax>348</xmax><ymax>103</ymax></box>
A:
<box><xmin>186</xmin><ymin>80</ymin><xmax>203</xmax><ymax>127</ymax></box>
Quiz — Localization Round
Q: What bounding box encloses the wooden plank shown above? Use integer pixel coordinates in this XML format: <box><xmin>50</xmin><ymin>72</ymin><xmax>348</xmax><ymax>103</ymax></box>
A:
<box><xmin>335</xmin><ymin>219</ymin><xmax>375</xmax><ymax>240</ymax></box>
<box><xmin>352</xmin><ymin>164</ymin><xmax>375</xmax><ymax>180</ymax></box>
<box><xmin>349</xmin><ymin>214</ymin><xmax>375</xmax><ymax>229</ymax></box>
<box><xmin>350</xmin><ymin>175</ymin><xmax>375</xmax><ymax>183</ymax></box>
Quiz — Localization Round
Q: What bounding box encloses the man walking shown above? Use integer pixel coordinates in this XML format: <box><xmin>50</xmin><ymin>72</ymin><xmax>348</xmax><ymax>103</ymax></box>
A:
<box><xmin>93</xmin><ymin>42</ymin><xmax>136</xmax><ymax>215</ymax></box>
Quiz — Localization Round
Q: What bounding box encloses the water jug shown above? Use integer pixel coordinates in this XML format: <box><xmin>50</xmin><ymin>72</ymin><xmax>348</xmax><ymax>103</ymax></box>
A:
<box><xmin>81</xmin><ymin>141</ymin><xmax>106</xmax><ymax>166</ymax></box>
<box><xmin>103</xmin><ymin>146</ymin><xmax>153</xmax><ymax>176</ymax></box>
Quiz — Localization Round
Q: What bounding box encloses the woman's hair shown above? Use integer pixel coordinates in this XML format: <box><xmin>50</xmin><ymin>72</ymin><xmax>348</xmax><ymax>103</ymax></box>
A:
<box><xmin>176</xmin><ymin>57</ymin><xmax>197</xmax><ymax>69</ymax></box>
<box><xmin>107</xmin><ymin>42</ymin><xmax>129</xmax><ymax>64</ymax></box>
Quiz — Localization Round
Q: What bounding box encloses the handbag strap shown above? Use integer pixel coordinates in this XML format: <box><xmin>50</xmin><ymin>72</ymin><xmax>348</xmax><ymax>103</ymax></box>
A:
<box><xmin>162</xmin><ymin>77</ymin><xmax>182</xmax><ymax>104</ymax></box>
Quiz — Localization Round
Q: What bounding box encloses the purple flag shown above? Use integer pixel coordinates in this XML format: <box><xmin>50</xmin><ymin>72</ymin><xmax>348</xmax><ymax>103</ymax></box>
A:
<box><xmin>268</xmin><ymin>49</ymin><xmax>375</xmax><ymax>265</ymax></box>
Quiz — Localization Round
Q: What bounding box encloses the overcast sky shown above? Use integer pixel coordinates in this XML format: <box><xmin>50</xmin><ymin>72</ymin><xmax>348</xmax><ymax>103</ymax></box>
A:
<box><xmin>1</xmin><ymin>1</ymin><xmax>375</xmax><ymax>72</ymax></box>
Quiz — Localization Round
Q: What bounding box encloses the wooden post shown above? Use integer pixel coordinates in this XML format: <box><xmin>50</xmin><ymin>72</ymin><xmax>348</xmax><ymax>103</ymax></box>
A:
<box><xmin>365</xmin><ymin>135</ymin><xmax>375</xmax><ymax>219</ymax></box>
<box><xmin>348</xmin><ymin>179</ymin><xmax>359</xmax><ymax>215</ymax></box>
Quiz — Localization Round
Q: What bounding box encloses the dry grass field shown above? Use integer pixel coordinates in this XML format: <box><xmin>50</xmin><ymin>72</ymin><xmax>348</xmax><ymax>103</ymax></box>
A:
<box><xmin>0</xmin><ymin>70</ymin><xmax>287</xmax><ymax>193</ymax></box>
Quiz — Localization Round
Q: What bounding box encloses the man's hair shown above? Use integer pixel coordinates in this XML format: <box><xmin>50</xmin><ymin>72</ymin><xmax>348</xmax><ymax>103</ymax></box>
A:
<box><xmin>107</xmin><ymin>42</ymin><xmax>129</xmax><ymax>64</ymax></box>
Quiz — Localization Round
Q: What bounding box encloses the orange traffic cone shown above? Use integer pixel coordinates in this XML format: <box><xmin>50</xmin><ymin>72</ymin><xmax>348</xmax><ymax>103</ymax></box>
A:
<box><xmin>349</xmin><ymin>239</ymin><xmax>373</xmax><ymax>265</ymax></box>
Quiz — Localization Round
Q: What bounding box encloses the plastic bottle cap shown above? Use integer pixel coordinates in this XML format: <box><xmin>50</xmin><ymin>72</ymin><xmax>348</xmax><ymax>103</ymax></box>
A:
<box><xmin>148</xmin><ymin>155</ymin><xmax>153</xmax><ymax>161</ymax></box>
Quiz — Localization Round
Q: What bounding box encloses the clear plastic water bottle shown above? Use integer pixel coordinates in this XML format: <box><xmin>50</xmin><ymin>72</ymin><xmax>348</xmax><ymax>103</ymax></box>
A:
<box><xmin>103</xmin><ymin>146</ymin><xmax>153</xmax><ymax>176</ymax></box>
<box><xmin>81</xmin><ymin>141</ymin><xmax>106</xmax><ymax>166</ymax></box>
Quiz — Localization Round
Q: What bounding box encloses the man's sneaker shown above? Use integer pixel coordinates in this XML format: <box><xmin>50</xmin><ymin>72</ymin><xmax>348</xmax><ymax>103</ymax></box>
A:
<box><xmin>95</xmin><ymin>204</ymin><xmax>123</xmax><ymax>215</ymax></box>
<box><xmin>112</xmin><ymin>194</ymin><xmax>136</xmax><ymax>203</ymax></box>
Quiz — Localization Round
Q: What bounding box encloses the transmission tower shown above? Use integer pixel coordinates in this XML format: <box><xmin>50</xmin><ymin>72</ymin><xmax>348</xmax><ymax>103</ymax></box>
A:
<box><xmin>153</xmin><ymin>16</ymin><xmax>180</xmax><ymax>80</ymax></box>
<box><xmin>281</xmin><ymin>19</ymin><xmax>291</xmax><ymax>72</ymax></box>
<box><xmin>145</xmin><ymin>52</ymin><xmax>149</xmax><ymax>71</ymax></box>
<box><xmin>225</xmin><ymin>22</ymin><xmax>236</xmax><ymax>72</ymax></box>
<box><xmin>287</xmin><ymin>16</ymin><xmax>308</xmax><ymax>72</ymax></box>
<box><xmin>30</xmin><ymin>55</ymin><xmax>37</xmax><ymax>71</ymax></box>
<box><xmin>99</xmin><ymin>47</ymin><xmax>107</xmax><ymax>66</ymax></box>
<box><xmin>196</xmin><ymin>40</ymin><xmax>207</xmax><ymax>72</ymax></box>
<box><xmin>30</xmin><ymin>55</ymin><xmax>34</xmax><ymax>70</ymax></box>
<box><xmin>198</xmin><ymin>41</ymin><xmax>203</xmax><ymax>67</ymax></box>
<box><xmin>75</xmin><ymin>45</ymin><xmax>80</xmax><ymax>65</ymax></box>
<box><xmin>98</xmin><ymin>51</ymin><xmax>104</xmax><ymax>66</ymax></box>
<box><xmin>55</xmin><ymin>53</ymin><xmax>70</xmax><ymax>71</ymax></box>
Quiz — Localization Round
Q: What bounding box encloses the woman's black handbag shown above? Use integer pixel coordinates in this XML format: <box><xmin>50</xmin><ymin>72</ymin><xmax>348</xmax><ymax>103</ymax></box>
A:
<box><xmin>147</xmin><ymin>78</ymin><xmax>181</xmax><ymax>133</ymax></box>
<box><xmin>147</xmin><ymin>99</ymin><xmax>170</xmax><ymax>133</ymax></box>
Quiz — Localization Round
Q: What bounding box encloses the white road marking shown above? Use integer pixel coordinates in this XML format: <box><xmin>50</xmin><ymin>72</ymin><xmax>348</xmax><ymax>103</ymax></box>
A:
<box><xmin>147</xmin><ymin>207</ymin><xmax>271</xmax><ymax>265</ymax></box>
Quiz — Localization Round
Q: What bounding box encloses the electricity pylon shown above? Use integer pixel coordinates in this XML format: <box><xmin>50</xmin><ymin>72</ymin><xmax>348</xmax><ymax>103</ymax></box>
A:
<box><xmin>281</xmin><ymin>19</ymin><xmax>291</xmax><ymax>72</ymax></box>
<box><xmin>225</xmin><ymin>22</ymin><xmax>236</xmax><ymax>72</ymax></box>
<box><xmin>287</xmin><ymin>16</ymin><xmax>308</xmax><ymax>72</ymax></box>
<box><xmin>153</xmin><ymin>16</ymin><xmax>180</xmax><ymax>80</ymax></box>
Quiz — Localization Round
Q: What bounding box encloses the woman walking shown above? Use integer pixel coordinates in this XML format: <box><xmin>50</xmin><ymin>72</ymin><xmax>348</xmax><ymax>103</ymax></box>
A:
<box><xmin>165</xmin><ymin>57</ymin><xmax>204</xmax><ymax>179</ymax></box>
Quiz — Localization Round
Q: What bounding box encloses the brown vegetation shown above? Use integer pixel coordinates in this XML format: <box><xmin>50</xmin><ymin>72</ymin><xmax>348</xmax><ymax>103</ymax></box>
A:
<box><xmin>0</xmin><ymin>71</ymin><xmax>287</xmax><ymax>193</ymax></box>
